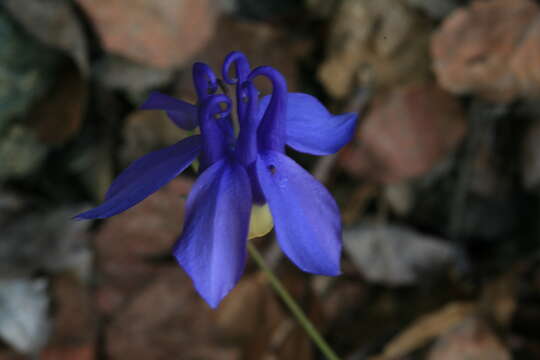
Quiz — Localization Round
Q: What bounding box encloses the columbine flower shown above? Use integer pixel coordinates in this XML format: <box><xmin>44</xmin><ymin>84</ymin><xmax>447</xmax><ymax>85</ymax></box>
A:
<box><xmin>143</xmin><ymin>51</ymin><xmax>358</xmax><ymax>156</ymax></box>
<box><xmin>76</xmin><ymin>52</ymin><xmax>358</xmax><ymax>308</ymax></box>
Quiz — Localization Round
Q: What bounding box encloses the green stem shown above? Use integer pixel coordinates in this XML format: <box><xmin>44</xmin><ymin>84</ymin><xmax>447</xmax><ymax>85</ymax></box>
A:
<box><xmin>247</xmin><ymin>242</ymin><xmax>341</xmax><ymax>360</ymax></box>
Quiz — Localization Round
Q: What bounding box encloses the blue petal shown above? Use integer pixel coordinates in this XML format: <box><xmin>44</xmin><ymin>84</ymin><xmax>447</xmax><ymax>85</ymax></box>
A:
<box><xmin>140</xmin><ymin>91</ymin><xmax>198</xmax><ymax>130</ymax></box>
<box><xmin>173</xmin><ymin>159</ymin><xmax>252</xmax><ymax>308</ymax></box>
<box><xmin>255</xmin><ymin>151</ymin><xmax>342</xmax><ymax>275</ymax></box>
<box><xmin>75</xmin><ymin>135</ymin><xmax>202</xmax><ymax>219</ymax></box>
<box><xmin>258</xmin><ymin>93</ymin><xmax>358</xmax><ymax>155</ymax></box>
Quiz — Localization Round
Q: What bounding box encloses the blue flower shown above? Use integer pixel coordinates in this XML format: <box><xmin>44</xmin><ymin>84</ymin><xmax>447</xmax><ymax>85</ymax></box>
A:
<box><xmin>76</xmin><ymin>52</ymin><xmax>358</xmax><ymax>308</ymax></box>
<box><xmin>142</xmin><ymin>51</ymin><xmax>358</xmax><ymax>156</ymax></box>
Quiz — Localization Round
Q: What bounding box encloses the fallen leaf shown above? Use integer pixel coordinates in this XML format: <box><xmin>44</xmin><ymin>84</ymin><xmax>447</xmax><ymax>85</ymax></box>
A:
<box><xmin>369</xmin><ymin>302</ymin><xmax>477</xmax><ymax>360</ymax></box>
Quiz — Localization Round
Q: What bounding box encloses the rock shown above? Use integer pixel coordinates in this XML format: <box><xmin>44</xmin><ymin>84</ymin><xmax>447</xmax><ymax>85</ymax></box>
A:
<box><xmin>318</xmin><ymin>0</ymin><xmax>431</xmax><ymax>98</ymax></box>
<box><xmin>119</xmin><ymin>110</ymin><xmax>187</xmax><ymax>167</ymax></box>
<box><xmin>105</xmin><ymin>266</ymin><xmax>237</xmax><ymax>360</ymax></box>
<box><xmin>428</xmin><ymin>317</ymin><xmax>511</xmax><ymax>360</ymax></box>
<box><xmin>0</xmin><ymin>278</ymin><xmax>50</xmax><ymax>354</ymax></box>
<box><xmin>3</xmin><ymin>0</ymin><xmax>89</xmax><ymax>74</ymax></box>
<box><xmin>344</xmin><ymin>224</ymin><xmax>458</xmax><ymax>285</ymax></box>
<box><xmin>339</xmin><ymin>82</ymin><xmax>466</xmax><ymax>183</ymax></box>
<box><xmin>431</xmin><ymin>0</ymin><xmax>540</xmax><ymax>103</ymax></box>
<box><xmin>76</xmin><ymin>0</ymin><xmax>218</xmax><ymax>69</ymax></box>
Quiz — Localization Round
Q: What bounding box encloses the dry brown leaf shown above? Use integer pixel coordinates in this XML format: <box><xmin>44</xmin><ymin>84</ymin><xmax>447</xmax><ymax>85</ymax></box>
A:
<box><xmin>480</xmin><ymin>271</ymin><xmax>519</xmax><ymax>327</ymax></box>
<box><xmin>369</xmin><ymin>302</ymin><xmax>477</xmax><ymax>360</ymax></box>
<box><xmin>427</xmin><ymin>317</ymin><xmax>511</xmax><ymax>360</ymax></box>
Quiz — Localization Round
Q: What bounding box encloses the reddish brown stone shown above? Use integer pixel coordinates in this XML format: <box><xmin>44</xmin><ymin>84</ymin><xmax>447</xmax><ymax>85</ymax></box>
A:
<box><xmin>340</xmin><ymin>82</ymin><xmax>466</xmax><ymax>183</ymax></box>
<box><xmin>431</xmin><ymin>0</ymin><xmax>540</xmax><ymax>102</ymax></box>
<box><xmin>76</xmin><ymin>0</ymin><xmax>217</xmax><ymax>69</ymax></box>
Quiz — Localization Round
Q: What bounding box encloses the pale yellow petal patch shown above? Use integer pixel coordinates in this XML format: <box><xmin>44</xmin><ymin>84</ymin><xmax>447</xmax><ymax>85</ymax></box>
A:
<box><xmin>248</xmin><ymin>203</ymin><xmax>274</xmax><ymax>239</ymax></box>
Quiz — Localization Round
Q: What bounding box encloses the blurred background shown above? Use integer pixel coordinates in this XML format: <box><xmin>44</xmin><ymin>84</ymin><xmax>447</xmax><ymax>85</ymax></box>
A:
<box><xmin>0</xmin><ymin>0</ymin><xmax>539</xmax><ymax>359</ymax></box>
